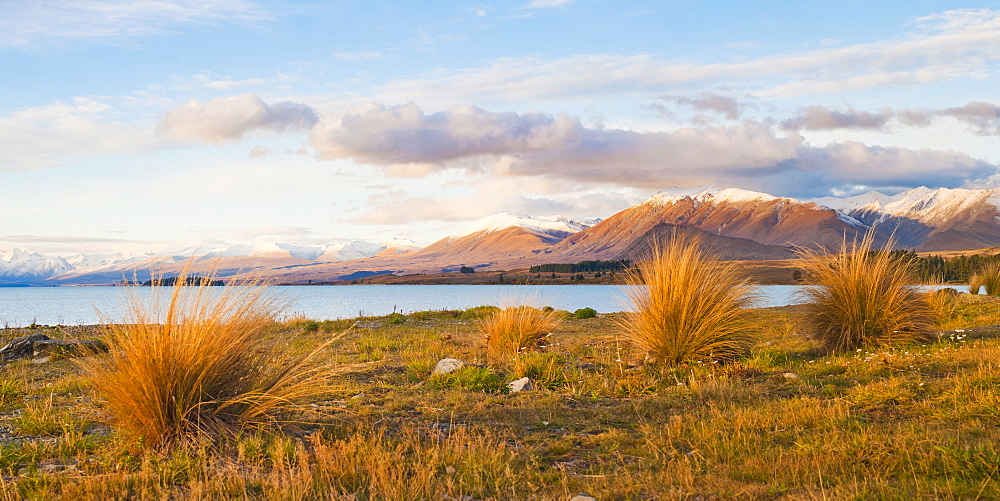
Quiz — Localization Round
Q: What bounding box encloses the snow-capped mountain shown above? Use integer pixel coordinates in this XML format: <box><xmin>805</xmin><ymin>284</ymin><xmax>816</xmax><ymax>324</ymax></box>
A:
<box><xmin>550</xmin><ymin>187</ymin><xmax>873</xmax><ymax>261</ymax></box>
<box><xmin>13</xmin><ymin>185</ymin><xmax>1000</xmax><ymax>285</ymax></box>
<box><xmin>448</xmin><ymin>213</ymin><xmax>599</xmax><ymax>241</ymax></box>
<box><xmin>813</xmin><ymin>187</ymin><xmax>1000</xmax><ymax>250</ymax></box>
<box><xmin>0</xmin><ymin>248</ymin><xmax>74</xmax><ymax>284</ymax></box>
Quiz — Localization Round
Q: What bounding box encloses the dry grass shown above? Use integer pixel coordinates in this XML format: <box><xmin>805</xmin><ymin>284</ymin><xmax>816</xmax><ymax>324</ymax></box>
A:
<box><xmin>76</xmin><ymin>274</ymin><xmax>347</xmax><ymax>448</ymax></box>
<box><xmin>797</xmin><ymin>231</ymin><xmax>935</xmax><ymax>352</ymax></box>
<box><xmin>618</xmin><ymin>235</ymin><xmax>757</xmax><ymax>364</ymax></box>
<box><xmin>969</xmin><ymin>273</ymin><xmax>985</xmax><ymax>294</ymax></box>
<box><xmin>971</xmin><ymin>261</ymin><xmax>1000</xmax><ymax>296</ymax></box>
<box><xmin>479</xmin><ymin>305</ymin><xmax>562</xmax><ymax>363</ymax></box>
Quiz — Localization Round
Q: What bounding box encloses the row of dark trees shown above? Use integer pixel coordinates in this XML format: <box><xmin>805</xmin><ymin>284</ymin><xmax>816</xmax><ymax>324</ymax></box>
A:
<box><xmin>893</xmin><ymin>251</ymin><xmax>1000</xmax><ymax>283</ymax></box>
<box><xmin>529</xmin><ymin>259</ymin><xmax>630</xmax><ymax>274</ymax></box>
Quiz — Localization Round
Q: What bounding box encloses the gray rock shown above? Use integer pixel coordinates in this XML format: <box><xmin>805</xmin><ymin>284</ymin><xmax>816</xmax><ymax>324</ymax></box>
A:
<box><xmin>431</xmin><ymin>358</ymin><xmax>466</xmax><ymax>376</ymax></box>
<box><xmin>0</xmin><ymin>333</ymin><xmax>50</xmax><ymax>362</ymax></box>
<box><xmin>507</xmin><ymin>377</ymin><xmax>534</xmax><ymax>392</ymax></box>
<box><xmin>32</xmin><ymin>339</ymin><xmax>108</xmax><ymax>361</ymax></box>
<box><xmin>570</xmin><ymin>495</ymin><xmax>598</xmax><ymax>501</ymax></box>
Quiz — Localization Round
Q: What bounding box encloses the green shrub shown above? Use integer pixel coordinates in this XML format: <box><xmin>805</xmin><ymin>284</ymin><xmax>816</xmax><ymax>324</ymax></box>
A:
<box><xmin>573</xmin><ymin>307</ymin><xmax>598</xmax><ymax>319</ymax></box>
<box><xmin>428</xmin><ymin>366</ymin><xmax>508</xmax><ymax>393</ymax></box>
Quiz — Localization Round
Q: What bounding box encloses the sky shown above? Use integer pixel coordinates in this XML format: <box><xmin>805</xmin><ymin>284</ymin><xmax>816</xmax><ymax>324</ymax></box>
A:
<box><xmin>1</xmin><ymin>0</ymin><xmax>999</xmax><ymax>256</ymax></box>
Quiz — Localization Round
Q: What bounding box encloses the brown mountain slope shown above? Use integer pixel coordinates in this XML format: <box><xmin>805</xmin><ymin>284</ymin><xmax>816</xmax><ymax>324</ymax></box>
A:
<box><xmin>552</xmin><ymin>191</ymin><xmax>871</xmax><ymax>261</ymax></box>
<box><xmin>619</xmin><ymin>224</ymin><xmax>797</xmax><ymax>261</ymax></box>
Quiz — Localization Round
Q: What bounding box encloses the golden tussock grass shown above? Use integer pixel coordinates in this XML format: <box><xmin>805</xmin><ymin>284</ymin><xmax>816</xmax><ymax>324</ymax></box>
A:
<box><xmin>797</xmin><ymin>231</ymin><xmax>936</xmax><ymax>352</ymax></box>
<box><xmin>75</xmin><ymin>272</ymin><xmax>349</xmax><ymax>448</ymax></box>
<box><xmin>479</xmin><ymin>305</ymin><xmax>562</xmax><ymax>363</ymax></box>
<box><xmin>971</xmin><ymin>261</ymin><xmax>1000</xmax><ymax>296</ymax></box>
<box><xmin>618</xmin><ymin>234</ymin><xmax>757</xmax><ymax>365</ymax></box>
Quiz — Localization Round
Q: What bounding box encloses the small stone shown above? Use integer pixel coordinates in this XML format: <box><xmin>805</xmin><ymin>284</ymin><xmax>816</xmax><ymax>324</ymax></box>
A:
<box><xmin>570</xmin><ymin>494</ymin><xmax>598</xmax><ymax>501</ymax></box>
<box><xmin>431</xmin><ymin>358</ymin><xmax>465</xmax><ymax>376</ymax></box>
<box><xmin>507</xmin><ymin>377</ymin><xmax>534</xmax><ymax>392</ymax></box>
<box><xmin>782</xmin><ymin>372</ymin><xmax>799</xmax><ymax>379</ymax></box>
<box><xmin>445</xmin><ymin>466</ymin><xmax>456</xmax><ymax>474</ymax></box>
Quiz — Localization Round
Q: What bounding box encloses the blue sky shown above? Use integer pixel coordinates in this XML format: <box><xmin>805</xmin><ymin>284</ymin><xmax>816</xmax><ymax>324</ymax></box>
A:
<box><xmin>1</xmin><ymin>0</ymin><xmax>999</xmax><ymax>255</ymax></box>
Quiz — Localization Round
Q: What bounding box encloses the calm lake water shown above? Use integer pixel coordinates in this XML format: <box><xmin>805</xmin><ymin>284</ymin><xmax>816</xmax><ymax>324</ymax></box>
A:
<box><xmin>0</xmin><ymin>284</ymin><xmax>952</xmax><ymax>328</ymax></box>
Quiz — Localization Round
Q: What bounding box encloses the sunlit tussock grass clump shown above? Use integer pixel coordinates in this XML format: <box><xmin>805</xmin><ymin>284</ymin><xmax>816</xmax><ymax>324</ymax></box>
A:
<box><xmin>798</xmin><ymin>232</ymin><xmax>935</xmax><ymax>352</ymax></box>
<box><xmin>78</xmin><ymin>273</ymin><xmax>346</xmax><ymax>448</ymax></box>
<box><xmin>619</xmin><ymin>235</ymin><xmax>757</xmax><ymax>365</ymax></box>
<box><xmin>479</xmin><ymin>305</ymin><xmax>562</xmax><ymax>363</ymax></box>
<box><xmin>970</xmin><ymin>261</ymin><xmax>1000</xmax><ymax>295</ymax></box>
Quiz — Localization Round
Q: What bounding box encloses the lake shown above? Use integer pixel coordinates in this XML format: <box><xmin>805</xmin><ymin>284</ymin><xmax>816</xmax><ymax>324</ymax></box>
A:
<box><xmin>0</xmin><ymin>284</ymin><xmax>956</xmax><ymax>328</ymax></box>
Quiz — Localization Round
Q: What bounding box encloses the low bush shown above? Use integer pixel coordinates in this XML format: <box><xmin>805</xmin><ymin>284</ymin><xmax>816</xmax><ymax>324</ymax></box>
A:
<box><xmin>573</xmin><ymin>307</ymin><xmax>598</xmax><ymax>319</ymax></box>
<box><xmin>428</xmin><ymin>366</ymin><xmax>507</xmax><ymax>393</ymax></box>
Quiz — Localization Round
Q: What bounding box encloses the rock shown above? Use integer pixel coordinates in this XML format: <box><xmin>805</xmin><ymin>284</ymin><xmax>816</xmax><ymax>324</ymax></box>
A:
<box><xmin>782</xmin><ymin>372</ymin><xmax>799</xmax><ymax>379</ymax></box>
<box><xmin>431</xmin><ymin>358</ymin><xmax>465</xmax><ymax>376</ymax></box>
<box><xmin>0</xmin><ymin>333</ymin><xmax>50</xmax><ymax>362</ymax></box>
<box><xmin>507</xmin><ymin>377</ymin><xmax>534</xmax><ymax>392</ymax></box>
<box><xmin>32</xmin><ymin>339</ymin><xmax>108</xmax><ymax>361</ymax></box>
<box><xmin>570</xmin><ymin>494</ymin><xmax>598</xmax><ymax>501</ymax></box>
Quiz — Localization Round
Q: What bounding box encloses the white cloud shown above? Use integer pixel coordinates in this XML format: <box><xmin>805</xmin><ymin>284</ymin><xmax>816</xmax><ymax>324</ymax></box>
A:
<box><xmin>160</xmin><ymin>93</ymin><xmax>318</xmax><ymax>144</ymax></box>
<box><xmin>0</xmin><ymin>97</ymin><xmax>157</xmax><ymax>170</ymax></box>
<box><xmin>309</xmin><ymin>102</ymin><xmax>997</xmax><ymax>197</ymax></box>
<box><xmin>525</xmin><ymin>0</ymin><xmax>575</xmax><ymax>8</ymax></box>
<box><xmin>378</xmin><ymin>9</ymin><xmax>1000</xmax><ymax>103</ymax></box>
<box><xmin>780</xmin><ymin>101</ymin><xmax>999</xmax><ymax>134</ymax></box>
<box><xmin>782</xmin><ymin>106</ymin><xmax>895</xmax><ymax>131</ymax></box>
<box><xmin>0</xmin><ymin>0</ymin><xmax>266</xmax><ymax>48</ymax></box>
<box><xmin>205</xmin><ymin>78</ymin><xmax>268</xmax><ymax>90</ymax></box>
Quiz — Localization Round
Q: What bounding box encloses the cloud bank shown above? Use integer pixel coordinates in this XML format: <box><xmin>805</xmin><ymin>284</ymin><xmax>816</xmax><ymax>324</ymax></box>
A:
<box><xmin>151</xmin><ymin>92</ymin><xmax>999</xmax><ymax>198</ymax></box>
<box><xmin>0</xmin><ymin>0</ymin><xmax>265</xmax><ymax>48</ymax></box>
<box><xmin>160</xmin><ymin>93</ymin><xmax>317</xmax><ymax>144</ymax></box>
<box><xmin>306</xmin><ymin>102</ymin><xmax>996</xmax><ymax>197</ymax></box>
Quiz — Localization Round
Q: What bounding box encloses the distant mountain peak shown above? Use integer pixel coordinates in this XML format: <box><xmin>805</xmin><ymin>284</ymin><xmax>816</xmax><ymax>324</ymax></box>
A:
<box><xmin>449</xmin><ymin>213</ymin><xmax>597</xmax><ymax>240</ymax></box>
<box><xmin>645</xmin><ymin>186</ymin><xmax>779</xmax><ymax>207</ymax></box>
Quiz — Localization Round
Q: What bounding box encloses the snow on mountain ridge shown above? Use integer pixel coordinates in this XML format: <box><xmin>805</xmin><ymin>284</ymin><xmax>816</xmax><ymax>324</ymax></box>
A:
<box><xmin>646</xmin><ymin>186</ymin><xmax>780</xmax><ymax>207</ymax></box>
<box><xmin>0</xmin><ymin>247</ymin><xmax>74</xmax><ymax>282</ymax></box>
<box><xmin>449</xmin><ymin>213</ymin><xmax>596</xmax><ymax>240</ymax></box>
<box><xmin>815</xmin><ymin>187</ymin><xmax>1000</xmax><ymax>226</ymax></box>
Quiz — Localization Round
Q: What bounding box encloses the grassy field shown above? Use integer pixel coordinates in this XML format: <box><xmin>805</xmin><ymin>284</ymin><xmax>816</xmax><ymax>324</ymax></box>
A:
<box><xmin>0</xmin><ymin>292</ymin><xmax>999</xmax><ymax>499</ymax></box>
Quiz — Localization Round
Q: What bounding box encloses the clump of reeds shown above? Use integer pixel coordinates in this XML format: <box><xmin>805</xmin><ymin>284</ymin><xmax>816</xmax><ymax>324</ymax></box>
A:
<box><xmin>77</xmin><ymin>272</ymin><xmax>346</xmax><ymax>448</ymax></box>
<box><xmin>618</xmin><ymin>234</ymin><xmax>757</xmax><ymax>365</ymax></box>
<box><xmin>970</xmin><ymin>262</ymin><xmax>1000</xmax><ymax>295</ymax></box>
<box><xmin>479</xmin><ymin>305</ymin><xmax>562</xmax><ymax>363</ymax></box>
<box><xmin>797</xmin><ymin>231</ymin><xmax>935</xmax><ymax>352</ymax></box>
<box><xmin>969</xmin><ymin>273</ymin><xmax>985</xmax><ymax>295</ymax></box>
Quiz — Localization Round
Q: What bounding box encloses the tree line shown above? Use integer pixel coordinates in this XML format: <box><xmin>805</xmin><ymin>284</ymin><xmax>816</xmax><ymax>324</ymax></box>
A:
<box><xmin>529</xmin><ymin>260</ymin><xmax>631</xmax><ymax>274</ymax></box>
<box><xmin>884</xmin><ymin>250</ymin><xmax>1000</xmax><ymax>283</ymax></box>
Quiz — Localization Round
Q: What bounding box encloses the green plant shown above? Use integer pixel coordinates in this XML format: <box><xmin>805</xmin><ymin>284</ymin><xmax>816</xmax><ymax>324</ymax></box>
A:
<box><xmin>77</xmin><ymin>271</ymin><xmax>349</xmax><ymax>448</ymax></box>
<box><xmin>797</xmin><ymin>231</ymin><xmax>935</xmax><ymax>352</ymax></box>
<box><xmin>479</xmin><ymin>306</ymin><xmax>562</xmax><ymax>363</ymax></box>
<box><xmin>573</xmin><ymin>307</ymin><xmax>598</xmax><ymax>319</ymax></box>
<box><xmin>428</xmin><ymin>366</ymin><xmax>507</xmax><ymax>393</ymax></box>
<box><xmin>618</xmin><ymin>234</ymin><xmax>757</xmax><ymax>364</ymax></box>
<box><xmin>0</xmin><ymin>380</ymin><xmax>25</xmax><ymax>406</ymax></box>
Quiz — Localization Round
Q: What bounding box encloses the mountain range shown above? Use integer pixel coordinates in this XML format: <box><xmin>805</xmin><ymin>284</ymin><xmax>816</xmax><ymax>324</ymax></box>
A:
<box><xmin>7</xmin><ymin>186</ymin><xmax>1000</xmax><ymax>285</ymax></box>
